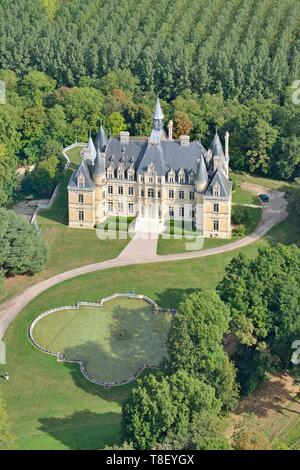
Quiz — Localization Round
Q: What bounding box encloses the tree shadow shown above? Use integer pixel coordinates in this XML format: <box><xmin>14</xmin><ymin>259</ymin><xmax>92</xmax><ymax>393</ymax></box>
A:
<box><xmin>155</xmin><ymin>287</ymin><xmax>200</xmax><ymax>308</ymax></box>
<box><xmin>38</xmin><ymin>169</ymin><xmax>73</xmax><ymax>226</ymax></box>
<box><xmin>38</xmin><ymin>410</ymin><xmax>121</xmax><ymax>449</ymax></box>
<box><xmin>53</xmin><ymin>299</ymin><xmax>171</xmax><ymax>393</ymax></box>
<box><xmin>236</xmin><ymin>373</ymin><xmax>299</xmax><ymax>418</ymax></box>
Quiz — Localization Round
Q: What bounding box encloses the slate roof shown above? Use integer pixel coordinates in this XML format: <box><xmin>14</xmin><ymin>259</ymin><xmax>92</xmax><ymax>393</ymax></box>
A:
<box><xmin>68</xmin><ymin>159</ymin><xmax>94</xmax><ymax>189</ymax></box>
<box><xmin>204</xmin><ymin>169</ymin><xmax>232</xmax><ymax>199</ymax></box>
<box><xmin>153</xmin><ymin>98</ymin><xmax>164</xmax><ymax>120</ymax></box>
<box><xmin>195</xmin><ymin>153</ymin><xmax>208</xmax><ymax>186</ymax></box>
<box><xmin>95</xmin><ymin>126</ymin><xmax>108</xmax><ymax>151</ymax></box>
<box><xmin>210</xmin><ymin>130</ymin><xmax>224</xmax><ymax>157</ymax></box>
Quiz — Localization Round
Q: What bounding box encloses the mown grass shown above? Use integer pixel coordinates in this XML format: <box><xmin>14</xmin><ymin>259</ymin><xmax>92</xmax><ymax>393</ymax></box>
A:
<box><xmin>32</xmin><ymin>297</ymin><xmax>171</xmax><ymax>383</ymax></box>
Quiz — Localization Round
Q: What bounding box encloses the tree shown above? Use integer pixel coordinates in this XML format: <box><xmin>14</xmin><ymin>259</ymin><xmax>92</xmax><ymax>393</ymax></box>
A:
<box><xmin>167</xmin><ymin>291</ymin><xmax>238</xmax><ymax>411</ymax></box>
<box><xmin>273</xmin><ymin>136</ymin><xmax>300</xmax><ymax>180</ymax></box>
<box><xmin>0</xmin><ymin>392</ymin><xmax>15</xmax><ymax>450</ymax></box>
<box><xmin>172</xmin><ymin>111</ymin><xmax>193</xmax><ymax>139</ymax></box>
<box><xmin>232</xmin><ymin>414</ymin><xmax>271</xmax><ymax>450</ymax></box>
<box><xmin>22</xmin><ymin>154</ymin><xmax>61</xmax><ymax>197</ymax></box>
<box><xmin>105</xmin><ymin>112</ymin><xmax>126</xmax><ymax>136</ymax></box>
<box><xmin>218</xmin><ymin>244</ymin><xmax>300</xmax><ymax>392</ymax></box>
<box><xmin>188</xmin><ymin>412</ymin><xmax>231</xmax><ymax>450</ymax></box>
<box><xmin>0</xmin><ymin>208</ymin><xmax>47</xmax><ymax>276</ymax></box>
<box><xmin>122</xmin><ymin>370</ymin><xmax>220</xmax><ymax>450</ymax></box>
<box><xmin>0</xmin><ymin>144</ymin><xmax>17</xmax><ymax>207</ymax></box>
<box><xmin>20</xmin><ymin>70</ymin><xmax>56</xmax><ymax>105</ymax></box>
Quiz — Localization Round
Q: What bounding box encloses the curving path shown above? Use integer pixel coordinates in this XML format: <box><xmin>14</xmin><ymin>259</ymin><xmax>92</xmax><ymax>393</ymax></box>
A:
<box><xmin>0</xmin><ymin>187</ymin><xmax>288</xmax><ymax>340</ymax></box>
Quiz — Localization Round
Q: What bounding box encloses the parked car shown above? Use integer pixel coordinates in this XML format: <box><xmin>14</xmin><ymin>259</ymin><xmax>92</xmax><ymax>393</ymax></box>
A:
<box><xmin>259</xmin><ymin>194</ymin><xmax>269</xmax><ymax>203</ymax></box>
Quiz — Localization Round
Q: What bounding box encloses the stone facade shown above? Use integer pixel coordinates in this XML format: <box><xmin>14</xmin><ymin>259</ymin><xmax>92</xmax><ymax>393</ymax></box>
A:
<box><xmin>68</xmin><ymin>99</ymin><xmax>232</xmax><ymax>238</ymax></box>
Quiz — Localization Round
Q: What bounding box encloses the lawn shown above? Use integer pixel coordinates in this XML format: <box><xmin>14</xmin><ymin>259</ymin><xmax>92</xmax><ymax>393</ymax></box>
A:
<box><xmin>32</xmin><ymin>297</ymin><xmax>171</xmax><ymax>383</ymax></box>
<box><xmin>157</xmin><ymin>206</ymin><xmax>262</xmax><ymax>255</ymax></box>
<box><xmin>231</xmin><ymin>172</ymin><xmax>261</xmax><ymax>206</ymax></box>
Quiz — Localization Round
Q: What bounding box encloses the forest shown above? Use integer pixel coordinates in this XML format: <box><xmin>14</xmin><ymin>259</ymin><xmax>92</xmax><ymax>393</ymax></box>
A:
<box><xmin>0</xmin><ymin>0</ymin><xmax>300</xmax><ymax>203</ymax></box>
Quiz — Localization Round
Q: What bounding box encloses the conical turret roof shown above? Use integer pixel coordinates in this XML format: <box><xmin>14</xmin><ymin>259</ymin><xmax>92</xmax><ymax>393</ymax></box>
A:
<box><xmin>210</xmin><ymin>128</ymin><xmax>224</xmax><ymax>157</ymax></box>
<box><xmin>95</xmin><ymin>125</ymin><xmax>108</xmax><ymax>152</ymax></box>
<box><xmin>153</xmin><ymin>97</ymin><xmax>164</xmax><ymax>120</ymax></box>
<box><xmin>196</xmin><ymin>153</ymin><xmax>208</xmax><ymax>189</ymax></box>
<box><xmin>93</xmin><ymin>143</ymin><xmax>106</xmax><ymax>179</ymax></box>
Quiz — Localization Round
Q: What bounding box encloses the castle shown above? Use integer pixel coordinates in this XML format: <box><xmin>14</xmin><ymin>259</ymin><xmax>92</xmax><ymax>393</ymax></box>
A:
<box><xmin>67</xmin><ymin>98</ymin><xmax>232</xmax><ymax>238</ymax></box>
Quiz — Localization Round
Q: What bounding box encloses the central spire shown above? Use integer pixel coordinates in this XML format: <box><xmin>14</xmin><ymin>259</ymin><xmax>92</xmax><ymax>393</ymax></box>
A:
<box><xmin>153</xmin><ymin>97</ymin><xmax>164</xmax><ymax>131</ymax></box>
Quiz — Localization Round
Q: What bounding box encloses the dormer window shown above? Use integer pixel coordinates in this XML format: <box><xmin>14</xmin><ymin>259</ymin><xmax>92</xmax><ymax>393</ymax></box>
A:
<box><xmin>213</xmin><ymin>183</ymin><xmax>220</xmax><ymax>197</ymax></box>
<box><xmin>117</xmin><ymin>166</ymin><xmax>124</xmax><ymax>180</ymax></box>
<box><xmin>178</xmin><ymin>169</ymin><xmax>185</xmax><ymax>184</ymax></box>
<box><xmin>127</xmin><ymin>168</ymin><xmax>135</xmax><ymax>180</ymax></box>
<box><xmin>168</xmin><ymin>169</ymin><xmax>175</xmax><ymax>183</ymax></box>
<box><xmin>77</xmin><ymin>173</ymin><xmax>85</xmax><ymax>188</ymax></box>
<box><xmin>189</xmin><ymin>171</ymin><xmax>195</xmax><ymax>185</ymax></box>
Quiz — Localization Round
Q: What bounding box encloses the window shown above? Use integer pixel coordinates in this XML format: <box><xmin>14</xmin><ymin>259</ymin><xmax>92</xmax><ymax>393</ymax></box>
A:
<box><xmin>118</xmin><ymin>186</ymin><xmax>123</xmax><ymax>195</ymax></box>
<box><xmin>108</xmin><ymin>185</ymin><xmax>113</xmax><ymax>194</ymax></box>
<box><xmin>169</xmin><ymin>206</ymin><xmax>174</xmax><ymax>217</ymax></box>
<box><xmin>141</xmin><ymin>189</ymin><xmax>145</xmax><ymax>197</ymax></box>
<box><xmin>214</xmin><ymin>220</ymin><xmax>219</xmax><ymax>231</ymax></box>
<box><xmin>169</xmin><ymin>176</ymin><xmax>174</xmax><ymax>183</ymax></box>
<box><xmin>179</xmin><ymin>190</ymin><xmax>184</xmax><ymax>199</ymax></box>
<box><xmin>148</xmin><ymin>188</ymin><xmax>154</xmax><ymax>198</ymax></box>
<box><xmin>78</xmin><ymin>210</ymin><xmax>84</xmax><ymax>221</ymax></box>
<box><xmin>179</xmin><ymin>173</ymin><xmax>185</xmax><ymax>184</ymax></box>
<box><xmin>158</xmin><ymin>177</ymin><xmax>161</xmax><ymax>184</ymax></box>
<box><xmin>117</xmin><ymin>171</ymin><xmax>124</xmax><ymax>180</ymax></box>
<box><xmin>213</xmin><ymin>184</ymin><xmax>220</xmax><ymax>197</ymax></box>
<box><xmin>128</xmin><ymin>186</ymin><xmax>134</xmax><ymax>196</ymax></box>
<box><xmin>108</xmin><ymin>201</ymin><xmax>113</xmax><ymax>212</ymax></box>
<box><xmin>157</xmin><ymin>190</ymin><xmax>161</xmax><ymax>198</ymax></box>
<box><xmin>141</xmin><ymin>176</ymin><xmax>144</xmax><ymax>182</ymax></box>
<box><xmin>179</xmin><ymin>207</ymin><xmax>184</xmax><ymax>217</ymax></box>
<box><xmin>108</xmin><ymin>172</ymin><xmax>113</xmax><ymax>179</ymax></box>
<box><xmin>190</xmin><ymin>209</ymin><xmax>195</xmax><ymax>218</ymax></box>
<box><xmin>118</xmin><ymin>202</ymin><xmax>123</xmax><ymax>213</ymax></box>
<box><xmin>149</xmin><ymin>177</ymin><xmax>153</xmax><ymax>183</ymax></box>
<box><xmin>169</xmin><ymin>190</ymin><xmax>174</xmax><ymax>199</ymax></box>
<box><xmin>214</xmin><ymin>203</ymin><xmax>219</xmax><ymax>213</ymax></box>
<box><xmin>189</xmin><ymin>191</ymin><xmax>194</xmax><ymax>200</ymax></box>
<box><xmin>77</xmin><ymin>175</ymin><xmax>84</xmax><ymax>188</ymax></box>
<box><xmin>78</xmin><ymin>194</ymin><xmax>83</xmax><ymax>203</ymax></box>
<box><xmin>128</xmin><ymin>203</ymin><xmax>134</xmax><ymax>214</ymax></box>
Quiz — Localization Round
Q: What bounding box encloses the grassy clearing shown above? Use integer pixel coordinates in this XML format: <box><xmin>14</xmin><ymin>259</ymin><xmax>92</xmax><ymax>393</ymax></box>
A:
<box><xmin>32</xmin><ymin>297</ymin><xmax>171</xmax><ymax>383</ymax></box>
<box><xmin>157</xmin><ymin>206</ymin><xmax>262</xmax><ymax>255</ymax></box>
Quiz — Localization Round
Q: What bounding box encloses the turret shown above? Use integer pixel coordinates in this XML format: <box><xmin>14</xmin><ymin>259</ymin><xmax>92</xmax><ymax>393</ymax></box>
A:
<box><xmin>153</xmin><ymin>97</ymin><xmax>164</xmax><ymax>131</ymax></box>
<box><xmin>95</xmin><ymin>125</ymin><xmax>108</xmax><ymax>152</ymax></box>
<box><xmin>195</xmin><ymin>153</ymin><xmax>208</xmax><ymax>193</ymax></box>
<box><xmin>93</xmin><ymin>143</ymin><xmax>106</xmax><ymax>185</ymax></box>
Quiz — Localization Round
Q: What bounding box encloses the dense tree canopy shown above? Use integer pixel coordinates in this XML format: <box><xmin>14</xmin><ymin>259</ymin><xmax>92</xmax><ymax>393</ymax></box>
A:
<box><xmin>218</xmin><ymin>244</ymin><xmax>300</xmax><ymax>393</ymax></box>
<box><xmin>122</xmin><ymin>370</ymin><xmax>221</xmax><ymax>450</ymax></box>
<box><xmin>0</xmin><ymin>209</ymin><xmax>47</xmax><ymax>289</ymax></box>
<box><xmin>167</xmin><ymin>291</ymin><xmax>238</xmax><ymax>411</ymax></box>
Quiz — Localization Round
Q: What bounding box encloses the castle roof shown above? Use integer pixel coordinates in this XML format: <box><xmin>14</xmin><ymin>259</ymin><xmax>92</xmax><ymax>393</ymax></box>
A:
<box><xmin>95</xmin><ymin>125</ymin><xmax>108</xmax><ymax>152</ymax></box>
<box><xmin>210</xmin><ymin>129</ymin><xmax>224</xmax><ymax>157</ymax></box>
<box><xmin>153</xmin><ymin>97</ymin><xmax>164</xmax><ymax>120</ymax></box>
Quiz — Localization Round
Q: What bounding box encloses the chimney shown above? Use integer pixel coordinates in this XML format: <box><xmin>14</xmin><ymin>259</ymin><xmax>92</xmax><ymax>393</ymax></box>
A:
<box><xmin>225</xmin><ymin>131</ymin><xmax>229</xmax><ymax>159</ymax></box>
<box><xmin>120</xmin><ymin>131</ymin><xmax>130</xmax><ymax>144</ymax></box>
<box><xmin>180</xmin><ymin>135</ymin><xmax>190</xmax><ymax>147</ymax></box>
<box><xmin>167</xmin><ymin>120</ymin><xmax>173</xmax><ymax>141</ymax></box>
